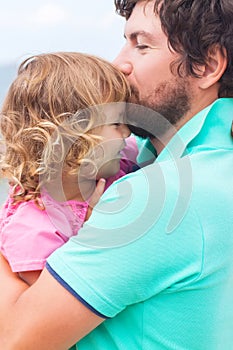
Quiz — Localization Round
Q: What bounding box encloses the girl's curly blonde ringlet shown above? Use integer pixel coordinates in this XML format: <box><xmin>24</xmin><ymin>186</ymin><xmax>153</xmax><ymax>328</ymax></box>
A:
<box><xmin>0</xmin><ymin>52</ymin><xmax>130</xmax><ymax>206</ymax></box>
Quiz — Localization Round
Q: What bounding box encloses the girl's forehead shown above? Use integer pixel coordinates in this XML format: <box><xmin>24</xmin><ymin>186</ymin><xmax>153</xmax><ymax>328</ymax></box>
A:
<box><xmin>105</xmin><ymin>103</ymin><xmax>126</xmax><ymax>122</ymax></box>
<box><xmin>95</xmin><ymin>102</ymin><xmax>126</xmax><ymax>127</ymax></box>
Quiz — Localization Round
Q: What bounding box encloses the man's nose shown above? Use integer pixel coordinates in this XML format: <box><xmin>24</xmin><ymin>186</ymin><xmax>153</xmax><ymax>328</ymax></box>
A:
<box><xmin>113</xmin><ymin>50</ymin><xmax>133</xmax><ymax>76</ymax></box>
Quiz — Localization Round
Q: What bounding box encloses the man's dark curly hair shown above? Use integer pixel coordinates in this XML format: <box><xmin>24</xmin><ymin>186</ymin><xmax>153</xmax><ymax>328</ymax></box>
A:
<box><xmin>114</xmin><ymin>0</ymin><xmax>233</xmax><ymax>98</ymax></box>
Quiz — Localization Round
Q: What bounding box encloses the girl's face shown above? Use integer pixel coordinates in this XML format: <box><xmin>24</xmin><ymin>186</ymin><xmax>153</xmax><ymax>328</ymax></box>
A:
<box><xmin>59</xmin><ymin>103</ymin><xmax>130</xmax><ymax>202</ymax></box>
<box><xmin>90</xmin><ymin>103</ymin><xmax>130</xmax><ymax>179</ymax></box>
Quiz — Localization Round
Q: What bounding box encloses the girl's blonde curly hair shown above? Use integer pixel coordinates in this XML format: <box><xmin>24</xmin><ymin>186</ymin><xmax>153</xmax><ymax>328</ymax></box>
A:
<box><xmin>0</xmin><ymin>52</ymin><xmax>130</xmax><ymax>205</ymax></box>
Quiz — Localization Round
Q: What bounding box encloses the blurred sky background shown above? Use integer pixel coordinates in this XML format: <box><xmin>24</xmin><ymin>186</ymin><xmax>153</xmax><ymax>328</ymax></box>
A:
<box><xmin>0</xmin><ymin>0</ymin><xmax>126</xmax><ymax>203</ymax></box>
<box><xmin>0</xmin><ymin>0</ymin><xmax>125</xmax><ymax>65</ymax></box>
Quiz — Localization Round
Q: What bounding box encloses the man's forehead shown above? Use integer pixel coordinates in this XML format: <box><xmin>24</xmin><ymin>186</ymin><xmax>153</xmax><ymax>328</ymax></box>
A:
<box><xmin>125</xmin><ymin>1</ymin><xmax>159</xmax><ymax>31</ymax></box>
<box><xmin>124</xmin><ymin>3</ymin><xmax>164</xmax><ymax>43</ymax></box>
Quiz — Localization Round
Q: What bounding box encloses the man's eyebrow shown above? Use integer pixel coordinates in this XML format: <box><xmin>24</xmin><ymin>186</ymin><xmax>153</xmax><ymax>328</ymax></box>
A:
<box><xmin>124</xmin><ymin>31</ymin><xmax>156</xmax><ymax>42</ymax></box>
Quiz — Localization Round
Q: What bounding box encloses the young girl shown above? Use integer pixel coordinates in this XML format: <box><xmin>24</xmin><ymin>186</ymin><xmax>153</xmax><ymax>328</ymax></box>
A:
<box><xmin>0</xmin><ymin>52</ymin><xmax>139</xmax><ymax>286</ymax></box>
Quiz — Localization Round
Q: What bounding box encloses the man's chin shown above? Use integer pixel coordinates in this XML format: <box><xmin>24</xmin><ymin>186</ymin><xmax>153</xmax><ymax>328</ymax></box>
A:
<box><xmin>126</xmin><ymin>100</ymin><xmax>160</xmax><ymax>139</ymax></box>
<box><xmin>127</xmin><ymin>124</ymin><xmax>154</xmax><ymax>139</ymax></box>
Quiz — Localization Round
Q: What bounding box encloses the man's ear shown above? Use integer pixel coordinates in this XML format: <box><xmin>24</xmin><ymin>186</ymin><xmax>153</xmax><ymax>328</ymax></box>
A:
<box><xmin>197</xmin><ymin>45</ymin><xmax>227</xmax><ymax>90</ymax></box>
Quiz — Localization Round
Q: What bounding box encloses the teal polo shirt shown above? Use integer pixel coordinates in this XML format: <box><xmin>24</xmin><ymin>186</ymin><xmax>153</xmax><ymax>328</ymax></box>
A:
<box><xmin>47</xmin><ymin>98</ymin><xmax>233</xmax><ymax>349</ymax></box>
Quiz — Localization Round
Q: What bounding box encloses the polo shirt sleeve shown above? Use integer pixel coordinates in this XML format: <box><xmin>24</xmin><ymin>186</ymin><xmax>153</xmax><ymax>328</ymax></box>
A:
<box><xmin>47</xmin><ymin>161</ymin><xmax>204</xmax><ymax>318</ymax></box>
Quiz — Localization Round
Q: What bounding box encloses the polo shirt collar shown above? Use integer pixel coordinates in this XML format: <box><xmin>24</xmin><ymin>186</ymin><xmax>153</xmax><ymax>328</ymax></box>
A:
<box><xmin>157</xmin><ymin>98</ymin><xmax>233</xmax><ymax>162</ymax></box>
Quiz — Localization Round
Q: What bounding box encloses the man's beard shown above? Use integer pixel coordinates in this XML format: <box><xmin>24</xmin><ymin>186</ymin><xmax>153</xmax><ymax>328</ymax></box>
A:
<box><xmin>126</xmin><ymin>78</ymin><xmax>192</xmax><ymax>140</ymax></box>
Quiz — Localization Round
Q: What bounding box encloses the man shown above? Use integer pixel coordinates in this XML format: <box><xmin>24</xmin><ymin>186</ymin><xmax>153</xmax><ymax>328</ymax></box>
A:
<box><xmin>0</xmin><ymin>0</ymin><xmax>232</xmax><ymax>349</ymax></box>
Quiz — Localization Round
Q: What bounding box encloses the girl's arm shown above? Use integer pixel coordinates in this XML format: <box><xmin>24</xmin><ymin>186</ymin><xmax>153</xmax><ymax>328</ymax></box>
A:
<box><xmin>0</xmin><ymin>181</ymin><xmax>106</xmax><ymax>348</ymax></box>
<box><xmin>0</xmin><ymin>254</ymin><xmax>29</xmax><ymax>325</ymax></box>
<box><xmin>19</xmin><ymin>270</ymin><xmax>42</xmax><ymax>285</ymax></box>
<box><xmin>0</xmin><ymin>254</ymin><xmax>104</xmax><ymax>349</ymax></box>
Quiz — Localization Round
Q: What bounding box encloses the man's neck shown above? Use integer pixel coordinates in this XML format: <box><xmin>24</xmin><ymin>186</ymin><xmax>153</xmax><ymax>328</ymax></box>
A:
<box><xmin>151</xmin><ymin>95</ymin><xmax>218</xmax><ymax>155</ymax></box>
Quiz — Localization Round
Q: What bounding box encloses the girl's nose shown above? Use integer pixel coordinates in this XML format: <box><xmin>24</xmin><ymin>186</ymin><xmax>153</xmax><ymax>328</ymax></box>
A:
<box><xmin>120</xmin><ymin>124</ymin><xmax>131</xmax><ymax>138</ymax></box>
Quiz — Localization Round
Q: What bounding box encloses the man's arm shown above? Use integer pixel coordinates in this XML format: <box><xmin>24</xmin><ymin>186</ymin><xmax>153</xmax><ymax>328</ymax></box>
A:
<box><xmin>0</xmin><ymin>254</ymin><xmax>104</xmax><ymax>350</ymax></box>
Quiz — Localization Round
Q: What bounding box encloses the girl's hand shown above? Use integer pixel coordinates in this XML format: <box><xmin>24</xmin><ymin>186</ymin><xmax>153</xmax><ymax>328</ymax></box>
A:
<box><xmin>85</xmin><ymin>178</ymin><xmax>106</xmax><ymax>221</ymax></box>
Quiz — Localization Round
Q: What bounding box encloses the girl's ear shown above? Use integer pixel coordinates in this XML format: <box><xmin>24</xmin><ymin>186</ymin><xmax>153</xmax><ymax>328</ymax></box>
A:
<box><xmin>197</xmin><ymin>45</ymin><xmax>227</xmax><ymax>90</ymax></box>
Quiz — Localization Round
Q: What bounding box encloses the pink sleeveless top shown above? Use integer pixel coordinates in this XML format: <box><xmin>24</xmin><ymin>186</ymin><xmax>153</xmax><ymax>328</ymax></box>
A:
<box><xmin>0</xmin><ymin>137</ymin><xmax>139</xmax><ymax>272</ymax></box>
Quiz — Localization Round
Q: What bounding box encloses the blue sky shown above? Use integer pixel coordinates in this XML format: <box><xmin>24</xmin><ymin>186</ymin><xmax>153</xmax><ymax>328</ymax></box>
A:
<box><xmin>0</xmin><ymin>0</ymin><xmax>126</xmax><ymax>65</ymax></box>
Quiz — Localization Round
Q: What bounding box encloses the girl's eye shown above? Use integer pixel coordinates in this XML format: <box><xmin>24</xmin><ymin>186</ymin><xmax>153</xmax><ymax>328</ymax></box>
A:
<box><xmin>112</xmin><ymin>123</ymin><xmax>120</xmax><ymax>127</ymax></box>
